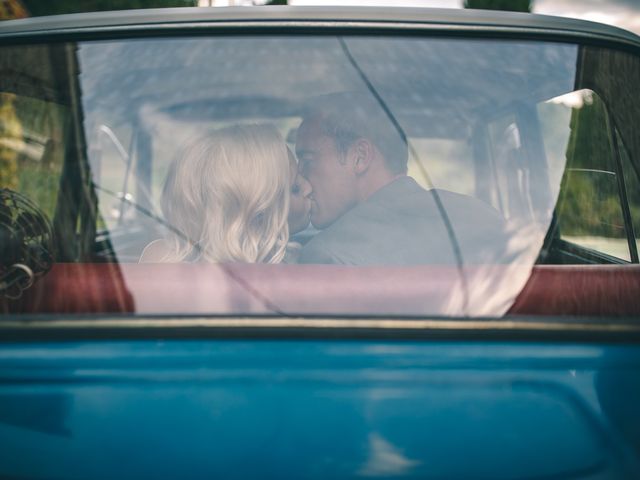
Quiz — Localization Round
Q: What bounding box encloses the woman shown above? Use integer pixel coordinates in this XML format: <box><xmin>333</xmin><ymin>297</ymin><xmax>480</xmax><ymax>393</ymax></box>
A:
<box><xmin>140</xmin><ymin>124</ymin><xmax>311</xmax><ymax>263</ymax></box>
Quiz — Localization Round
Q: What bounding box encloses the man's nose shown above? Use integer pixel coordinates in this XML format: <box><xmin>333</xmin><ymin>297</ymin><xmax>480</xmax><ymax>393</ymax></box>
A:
<box><xmin>301</xmin><ymin>177</ymin><xmax>312</xmax><ymax>198</ymax></box>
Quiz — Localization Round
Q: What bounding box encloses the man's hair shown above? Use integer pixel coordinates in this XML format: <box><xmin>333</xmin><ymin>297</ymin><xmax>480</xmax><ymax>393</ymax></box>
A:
<box><xmin>302</xmin><ymin>92</ymin><xmax>408</xmax><ymax>174</ymax></box>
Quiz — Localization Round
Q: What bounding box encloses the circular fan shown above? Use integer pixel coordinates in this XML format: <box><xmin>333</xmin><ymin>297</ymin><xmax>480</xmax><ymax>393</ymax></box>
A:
<box><xmin>0</xmin><ymin>188</ymin><xmax>54</xmax><ymax>299</ymax></box>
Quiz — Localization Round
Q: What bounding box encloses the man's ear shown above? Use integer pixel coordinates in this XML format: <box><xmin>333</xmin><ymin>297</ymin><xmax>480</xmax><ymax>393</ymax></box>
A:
<box><xmin>351</xmin><ymin>139</ymin><xmax>373</xmax><ymax>175</ymax></box>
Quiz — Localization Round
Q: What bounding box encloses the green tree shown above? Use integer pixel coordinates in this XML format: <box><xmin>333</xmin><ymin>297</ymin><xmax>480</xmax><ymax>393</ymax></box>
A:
<box><xmin>559</xmin><ymin>95</ymin><xmax>626</xmax><ymax>238</ymax></box>
<box><xmin>464</xmin><ymin>0</ymin><xmax>532</xmax><ymax>13</ymax></box>
<box><xmin>0</xmin><ymin>93</ymin><xmax>21</xmax><ymax>190</ymax></box>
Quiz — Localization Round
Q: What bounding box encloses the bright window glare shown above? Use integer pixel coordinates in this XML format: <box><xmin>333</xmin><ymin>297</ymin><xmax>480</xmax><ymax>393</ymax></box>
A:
<box><xmin>546</xmin><ymin>89</ymin><xmax>594</xmax><ymax>109</ymax></box>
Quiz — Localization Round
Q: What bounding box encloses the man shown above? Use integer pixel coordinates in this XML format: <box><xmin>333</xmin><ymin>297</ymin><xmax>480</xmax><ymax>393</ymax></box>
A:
<box><xmin>295</xmin><ymin>92</ymin><xmax>507</xmax><ymax>266</ymax></box>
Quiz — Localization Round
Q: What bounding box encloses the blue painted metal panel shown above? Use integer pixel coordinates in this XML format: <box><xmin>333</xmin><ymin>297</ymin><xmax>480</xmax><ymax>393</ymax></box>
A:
<box><xmin>0</xmin><ymin>340</ymin><xmax>639</xmax><ymax>478</ymax></box>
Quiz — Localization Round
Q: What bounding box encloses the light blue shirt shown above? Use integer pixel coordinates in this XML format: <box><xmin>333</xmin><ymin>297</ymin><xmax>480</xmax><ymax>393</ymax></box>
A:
<box><xmin>298</xmin><ymin>176</ymin><xmax>507</xmax><ymax>266</ymax></box>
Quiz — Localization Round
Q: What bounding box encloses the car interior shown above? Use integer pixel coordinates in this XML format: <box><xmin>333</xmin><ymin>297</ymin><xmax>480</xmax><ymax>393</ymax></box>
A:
<box><xmin>1</xmin><ymin>36</ymin><xmax>639</xmax><ymax>317</ymax></box>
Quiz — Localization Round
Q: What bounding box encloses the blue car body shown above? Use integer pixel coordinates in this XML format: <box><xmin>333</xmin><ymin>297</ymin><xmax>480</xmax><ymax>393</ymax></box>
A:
<box><xmin>1</xmin><ymin>6</ymin><xmax>640</xmax><ymax>479</ymax></box>
<box><xmin>0</xmin><ymin>338</ymin><xmax>639</xmax><ymax>478</ymax></box>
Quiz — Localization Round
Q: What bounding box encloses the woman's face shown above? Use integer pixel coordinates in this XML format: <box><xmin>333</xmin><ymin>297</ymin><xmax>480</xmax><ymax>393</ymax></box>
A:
<box><xmin>288</xmin><ymin>150</ymin><xmax>312</xmax><ymax>235</ymax></box>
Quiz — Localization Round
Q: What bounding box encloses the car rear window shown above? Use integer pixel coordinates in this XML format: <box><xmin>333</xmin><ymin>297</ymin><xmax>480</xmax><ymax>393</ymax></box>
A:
<box><xmin>1</xmin><ymin>35</ymin><xmax>639</xmax><ymax>318</ymax></box>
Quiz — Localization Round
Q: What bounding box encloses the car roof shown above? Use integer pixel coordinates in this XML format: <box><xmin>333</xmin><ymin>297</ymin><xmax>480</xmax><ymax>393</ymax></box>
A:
<box><xmin>0</xmin><ymin>6</ymin><xmax>639</xmax><ymax>49</ymax></box>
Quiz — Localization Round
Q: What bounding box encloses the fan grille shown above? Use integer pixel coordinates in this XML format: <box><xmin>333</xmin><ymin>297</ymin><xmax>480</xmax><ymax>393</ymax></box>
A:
<box><xmin>1</xmin><ymin>188</ymin><xmax>55</xmax><ymax>297</ymax></box>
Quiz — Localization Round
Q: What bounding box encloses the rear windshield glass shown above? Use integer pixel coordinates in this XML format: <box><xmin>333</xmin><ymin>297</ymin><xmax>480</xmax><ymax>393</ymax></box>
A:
<box><xmin>1</xmin><ymin>35</ymin><xmax>639</xmax><ymax>318</ymax></box>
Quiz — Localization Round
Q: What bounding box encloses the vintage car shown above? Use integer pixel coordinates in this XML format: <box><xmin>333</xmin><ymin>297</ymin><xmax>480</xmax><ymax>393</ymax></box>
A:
<box><xmin>1</xmin><ymin>6</ymin><xmax>639</xmax><ymax>478</ymax></box>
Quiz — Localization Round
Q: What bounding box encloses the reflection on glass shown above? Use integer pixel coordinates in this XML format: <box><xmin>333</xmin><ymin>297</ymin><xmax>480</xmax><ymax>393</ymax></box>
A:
<box><xmin>618</xmin><ymin>132</ymin><xmax>640</xmax><ymax>257</ymax></box>
<box><xmin>2</xmin><ymin>34</ymin><xmax>639</xmax><ymax>318</ymax></box>
<box><xmin>555</xmin><ymin>90</ymin><xmax>630</xmax><ymax>261</ymax></box>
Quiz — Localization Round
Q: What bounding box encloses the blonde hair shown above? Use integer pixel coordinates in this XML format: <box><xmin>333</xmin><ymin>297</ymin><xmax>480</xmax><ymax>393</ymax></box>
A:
<box><xmin>160</xmin><ymin>124</ymin><xmax>290</xmax><ymax>263</ymax></box>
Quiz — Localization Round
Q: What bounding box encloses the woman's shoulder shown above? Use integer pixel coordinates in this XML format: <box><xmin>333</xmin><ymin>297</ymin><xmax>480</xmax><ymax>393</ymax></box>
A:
<box><xmin>283</xmin><ymin>241</ymin><xmax>302</xmax><ymax>264</ymax></box>
<box><xmin>139</xmin><ymin>239</ymin><xmax>171</xmax><ymax>263</ymax></box>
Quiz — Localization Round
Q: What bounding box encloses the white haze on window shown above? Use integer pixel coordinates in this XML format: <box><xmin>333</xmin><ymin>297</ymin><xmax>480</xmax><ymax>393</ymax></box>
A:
<box><xmin>74</xmin><ymin>37</ymin><xmax>579</xmax><ymax>317</ymax></box>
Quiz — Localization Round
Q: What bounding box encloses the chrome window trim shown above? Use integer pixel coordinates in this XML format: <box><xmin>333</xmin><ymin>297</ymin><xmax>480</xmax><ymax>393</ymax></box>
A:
<box><xmin>2</xmin><ymin>316</ymin><xmax>640</xmax><ymax>342</ymax></box>
<box><xmin>0</xmin><ymin>7</ymin><xmax>639</xmax><ymax>51</ymax></box>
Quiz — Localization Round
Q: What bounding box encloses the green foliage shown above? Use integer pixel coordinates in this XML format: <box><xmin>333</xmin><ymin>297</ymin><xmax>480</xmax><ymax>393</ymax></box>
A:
<box><xmin>559</xmin><ymin>172</ymin><xmax>625</xmax><ymax>237</ymax></box>
<box><xmin>21</xmin><ymin>0</ymin><xmax>197</xmax><ymax>16</ymax></box>
<box><xmin>558</xmin><ymin>95</ymin><xmax>627</xmax><ymax>238</ymax></box>
<box><xmin>464</xmin><ymin>0</ymin><xmax>532</xmax><ymax>13</ymax></box>
<box><xmin>16</xmin><ymin>162</ymin><xmax>62</xmax><ymax>221</ymax></box>
<box><xmin>565</xmin><ymin>96</ymin><xmax>612</xmax><ymax>171</ymax></box>
<box><xmin>0</xmin><ymin>93</ymin><xmax>20</xmax><ymax>190</ymax></box>
<box><xmin>3</xmin><ymin>95</ymin><xmax>67</xmax><ymax>220</ymax></box>
<box><xmin>619</xmin><ymin>136</ymin><xmax>640</xmax><ymax>248</ymax></box>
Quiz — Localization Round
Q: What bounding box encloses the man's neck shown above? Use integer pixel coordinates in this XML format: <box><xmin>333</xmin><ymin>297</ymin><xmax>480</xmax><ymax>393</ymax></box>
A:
<box><xmin>357</xmin><ymin>173</ymin><xmax>406</xmax><ymax>202</ymax></box>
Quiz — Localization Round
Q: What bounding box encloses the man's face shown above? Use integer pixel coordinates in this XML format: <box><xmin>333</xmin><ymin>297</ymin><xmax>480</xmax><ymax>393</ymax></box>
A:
<box><xmin>287</xmin><ymin>149</ymin><xmax>312</xmax><ymax>235</ymax></box>
<box><xmin>296</xmin><ymin>116</ymin><xmax>358</xmax><ymax>229</ymax></box>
